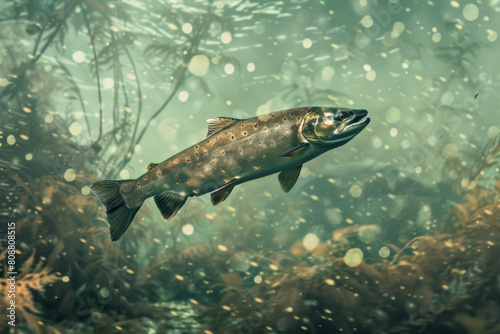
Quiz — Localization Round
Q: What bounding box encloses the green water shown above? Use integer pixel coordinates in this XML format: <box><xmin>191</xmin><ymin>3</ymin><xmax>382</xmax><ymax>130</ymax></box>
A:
<box><xmin>1</xmin><ymin>1</ymin><xmax>500</xmax><ymax>333</ymax></box>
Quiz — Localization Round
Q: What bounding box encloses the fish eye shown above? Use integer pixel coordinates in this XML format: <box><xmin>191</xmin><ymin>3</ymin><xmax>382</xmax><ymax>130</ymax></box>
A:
<box><xmin>337</xmin><ymin>112</ymin><xmax>347</xmax><ymax>121</ymax></box>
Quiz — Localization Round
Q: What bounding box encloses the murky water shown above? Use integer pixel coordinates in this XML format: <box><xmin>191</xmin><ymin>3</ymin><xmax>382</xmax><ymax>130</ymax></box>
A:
<box><xmin>1</xmin><ymin>1</ymin><xmax>500</xmax><ymax>333</ymax></box>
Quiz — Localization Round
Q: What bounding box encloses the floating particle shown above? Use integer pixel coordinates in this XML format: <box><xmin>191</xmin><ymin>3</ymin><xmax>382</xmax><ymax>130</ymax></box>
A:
<box><xmin>254</xmin><ymin>275</ymin><xmax>262</xmax><ymax>284</ymax></box>
<box><xmin>390</xmin><ymin>128</ymin><xmax>398</xmax><ymax>137</ymax></box>
<box><xmin>72</xmin><ymin>51</ymin><xmax>85</xmax><ymax>63</ymax></box>
<box><xmin>488</xmin><ymin>126</ymin><xmax>499</xmax><ymax>138</ymax></box>
<box><xmin>62</xmin><ymin>276</ymin><xmax>70</xmax><ymax>282</ymax></box>
<box><xmin>25</xmin><ymin>153</ymin><xmax>33</xmax><ymax>161</ymax></box>
<box><xmin>182</xmin><ymin>22</ymin><xmax>193</xmax><ymax>34</ymax></box>
<box><xmin>386</xmin><ymin>107</ymin><xmax>401</xmax><ymax>123</ymax></box>
<box><xmin>175</xmin><ymin>274</ymin><xmax>184</xmax><ymax>281</ymax></box>
<box><xmin>344</xmin><ymin>248</ymin><xmax>363</xmax><ymax>267</ymax></box>
<box><xmin>69</xmin><ymin>122</ymin><xmax>82</xmax><ymax>136</ymax></box>
<box><xmin>302</xmin><ymin>38</ymin><xmax>312</xmax><ymax>49</ymax></box>
<box><xmin>303</xmin><ymin>233</ymin><xmax>319</xmax><ymax>250</ymax></box>
<box><xmin>325</xmin><ymin>278</ymin><xmax>335</xmax><ymax>286</ymax></box>
<box><xmin>256</xmin><ymin>104</ymin><xmax>271</xmax><ymax>116</ymax></box>
<box><xmin>102</xmin><ymin>78</ymin><xmax>114</xmax><ymax>89</ymax></box>
<box><xmin>120</xmin><ymin>170</ymin><xmax>130</xmax><ymax>179</ymax></box>
<box><xmin>366</xmin><ymin>70</ymin><xmax>376</xmax><ymax>81</ymax></box>
<box><xmin>441</xmin><ymin>92</ymin><xmax>454</xmax><ymax>105</ymax></box>
<box><xmin>442</xmin><ymin>143</ymin><xmax>458</xmax><ymax>159</ymax></box>
<box><xmin>178</xmin><ymin>91</ymin><xmax>189</xmax><ymax>102</ymax></box>
<box><xmin>322</xmin><ymin>66</ymin><xmax>334</xmax><ymax>80</ymax></box>
<box><xmin>349</xmin><ymin>184</ymin><xmax>362</xmax><ymax>198</ymax></box>
<box><xmin>361</xmin><ymin>15</ymin><xmax>373</xmax><ymax>28</ymax></box>
<box><xmin>221</xmin><ymin>31</ymin><xmax>232</xmax><ymax>44</ymax></box>
<box><xmin>110</xmin><ymin>26</ymin><xmax>119</xmax><ymax>32</ymax></box>
<box><xmin>487</xmin><ymin>29</ymin><xmax>497</xmax><ymax>42</ymax></box>
<box><xmin>225</xmin><ymin>63</ymin><xmax>235</xmax><ymax>75</ymax></box>
<box><xmin>218</xmin><ymin>244</ymin><xmax>228</xmax><ymax>252</ymax></box>
<box><xmin>81</xmin><ymin>186</ymin><xmax>90</xmax><ymax>195</ymax></box>
<box><xmin>182</xmin><ymin>223</ymin><xmax>194</xmax><ymax>236</ymax></box>
<box><xmin>254</xmin><ymin>21</ymin><xmax>265</xmax><ymax>35</ymax></box>
<box><xmin>100</xmin><ymin>287</ymin><xmax>110</xmax><ymax>298</ymax></box>
<box><xmin>379</xmin><ymin>246</ymin><xmax>390</xmax><ymax>258</ymax></box>
<box><xmin>63</xmin><ymin>169</ymin><xmax>76</xmax><ymax>182</ymax></box>
<box><xmin>6</xmin><ymin>135</ymin><xmax>16</xmax><ymax>145</ymax></box>
<box><xmin>372</xmin><ymin>137</ymin><xmax>382</xmax><ymax>148</ymax></box>
<box><xmin>392</xmin><ymin>22</ymin><xmax>405</xmax><ymax>38</ymax></box>
<box><xmin>450</xmin><ymin>1</ymin><xmax>459</xmax><ymax>8</ymax></box>
<box><xmin>359</xmin><ymin>225</ymin><xmax>381</xmax><ymax>243</ymax></box>
<box><xmin>432</xmin><ymin>33</ymin><xmax>442</xmax><ymax>42</ymax></box>
<box><xmin>463</xmin><ymin>4</ymin><xmax>479</xmax><ymax>21</ymax></box>
<box><xmin>247</xmin><ymin>63</ymin><xmax>255</xmax><ymax>72</ymax></box>
<box><xmin>188</xmin><ymin>54</ymin><xmax>210</xmax><ymax>77</ymax></box>
<box><xmin>401</xmin><ymin>139</ymin><xmax>410</xmax><ymax>149</ymax></box>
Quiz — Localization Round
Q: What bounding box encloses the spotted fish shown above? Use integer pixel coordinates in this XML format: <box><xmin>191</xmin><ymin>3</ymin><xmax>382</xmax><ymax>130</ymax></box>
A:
<box><xmin>90</xmin><ymin>106</ymin><xmax>370</xmax><ymax>241</ymax></box>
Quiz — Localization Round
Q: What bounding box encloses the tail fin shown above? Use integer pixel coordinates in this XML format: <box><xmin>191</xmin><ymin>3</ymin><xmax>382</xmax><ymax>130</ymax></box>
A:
<box><xmin>90</xmin><ymin>180</ymin><xmax>141</xmax><ymax>242</ymax></box>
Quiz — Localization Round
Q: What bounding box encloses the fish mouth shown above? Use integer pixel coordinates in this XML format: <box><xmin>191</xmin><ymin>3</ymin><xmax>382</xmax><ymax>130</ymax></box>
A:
<box><xmin>345</xmin><ymin>114</ymin><xmax>370</xmax><ymax>132</ymax></box>
<box><xmin>339</xmin><ymin>109</ymin><xmax>370</xmax><ymax>135</ymax></box>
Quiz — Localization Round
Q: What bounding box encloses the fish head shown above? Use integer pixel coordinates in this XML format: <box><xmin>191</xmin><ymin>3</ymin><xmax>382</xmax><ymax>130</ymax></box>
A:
<box><xmin>301</xmin><ymin>107</ymin><xmax>370</xmax><ymax>148</ymax></box>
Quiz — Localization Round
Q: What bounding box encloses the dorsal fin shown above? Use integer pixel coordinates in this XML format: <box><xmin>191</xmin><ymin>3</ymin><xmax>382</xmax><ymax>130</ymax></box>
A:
<box><xmin>278</xmin><ymin>165</ymin><xmax>302</xmax><ymax>192</ymax></box>
<box><xmin>147</xmin><ymin>163</ymin><xmax>159</xmax><ymax>171</ymax></box>
<box><xmin>207</xmin><ymin>117</ymin><xmax>240</xmax><ymax>137</ymax></box>
<box><xmin>210</xmin><ymin>178</ymin><xmax>238</xmax><ymax>206</ymax></box>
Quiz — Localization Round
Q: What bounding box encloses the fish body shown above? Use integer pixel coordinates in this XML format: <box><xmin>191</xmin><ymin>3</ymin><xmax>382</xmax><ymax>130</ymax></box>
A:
<box><xmin>91</xmin><ymin>106</ymin><xmax>370</xmax><ymax>241</ymax></box>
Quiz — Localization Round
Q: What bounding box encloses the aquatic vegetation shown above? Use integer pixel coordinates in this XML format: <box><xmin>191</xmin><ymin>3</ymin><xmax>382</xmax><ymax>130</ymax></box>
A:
<box><xmin>1</xmin><ymin>1</ymin><xmax>499</xmax><ymax>333</ymax></box>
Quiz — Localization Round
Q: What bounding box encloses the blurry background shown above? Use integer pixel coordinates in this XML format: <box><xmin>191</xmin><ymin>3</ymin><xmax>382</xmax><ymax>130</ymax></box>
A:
<box><xmin>1</xmin><ymin>1</ymin><xmax>500</xmax><ymax>333</ymax></box>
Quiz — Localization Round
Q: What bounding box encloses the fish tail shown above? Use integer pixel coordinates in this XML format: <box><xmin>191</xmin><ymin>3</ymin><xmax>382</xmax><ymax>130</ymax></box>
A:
<box><xmin>90</xmin><ymin>179</ymin><xmax>142</xmax><ymax>242</ymax></box>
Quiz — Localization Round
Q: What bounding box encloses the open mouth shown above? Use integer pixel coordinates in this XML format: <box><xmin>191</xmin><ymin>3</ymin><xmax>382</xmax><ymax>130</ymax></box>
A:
<box><xmin>345</xmin><ymin>110</ymin><xmax>370</xmax><ymax>131</ymax></box>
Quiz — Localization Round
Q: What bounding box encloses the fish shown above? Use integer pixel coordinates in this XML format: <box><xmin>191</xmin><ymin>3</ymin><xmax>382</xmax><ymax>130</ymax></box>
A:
<box><xmin>90</xmin><ymin>106</ymin><xmax>370</xmax><ymax>241</ymax></box>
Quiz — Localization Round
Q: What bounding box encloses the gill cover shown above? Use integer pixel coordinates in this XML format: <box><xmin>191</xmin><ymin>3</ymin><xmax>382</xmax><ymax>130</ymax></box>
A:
<box><xmin>301</xmin><ymin>108</ymin><xmax>338</xmax><ymax>147</ymax></box>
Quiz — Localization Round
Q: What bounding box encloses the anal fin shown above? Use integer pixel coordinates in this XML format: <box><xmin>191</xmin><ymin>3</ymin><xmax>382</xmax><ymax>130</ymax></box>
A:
<box><xmin>278</xmin><ymin>165</ymin><xmax>302</xmax><ymax>193</ymax></box>
<box><xmin>210</xmin><ymin>178</ymin><xmax>238</xmax><ymax>206</ymax></box>
<box><xmin>278</xmin><ymin>143</ymin><xmax>309</xmax><ymax>158</ymax></box>
<box><xmin>154</xmin><ymin>192</ymin><xmax>187</xmax><ymax>220</ymax></box>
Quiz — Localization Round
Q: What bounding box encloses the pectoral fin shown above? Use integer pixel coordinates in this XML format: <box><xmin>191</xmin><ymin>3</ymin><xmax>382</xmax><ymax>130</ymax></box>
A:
<box><xmin>210</xmin><ymin>178</ymin><xmax>238</xmax><ymax>206</ymax></box>
<box><xmin>278</xmin><ymin>166</ymin><xmax>302</xmax><ymax>193</ymax></box>
<box><xmin>154</xmin><ymin>192</ymin><xmax>187</xmax><ymax>220</ymax></box>
<box><xmin>207</xmin><ymin>117</ymin><xmax>240</xmax><ymax>137</ymax></box>
<box><xmin>277</xmin><ymin>143</ymin><xmax>309</xmax><ymax>158</ymax></box>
